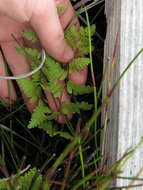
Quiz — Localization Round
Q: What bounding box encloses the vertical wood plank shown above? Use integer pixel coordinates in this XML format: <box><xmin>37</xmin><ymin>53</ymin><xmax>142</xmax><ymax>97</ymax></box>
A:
<box><xmin>103</xmin><ymin>0</ymin><xmax>143</xmax><ymax>188</ymax></box>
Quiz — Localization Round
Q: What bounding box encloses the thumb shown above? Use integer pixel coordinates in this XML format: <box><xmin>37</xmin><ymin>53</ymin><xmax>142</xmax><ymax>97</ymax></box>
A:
<box><xmin>30</xmin><ymin>0</ymin><xmax>74</xmax><ymax>62</ymax></box>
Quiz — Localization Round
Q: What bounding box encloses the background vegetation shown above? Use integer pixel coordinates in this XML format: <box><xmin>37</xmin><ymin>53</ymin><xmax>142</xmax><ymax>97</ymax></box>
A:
<box><xmin>0</xmin><ymin>1</ymin><xmax>143</xmax><ymax>189</ymax></box>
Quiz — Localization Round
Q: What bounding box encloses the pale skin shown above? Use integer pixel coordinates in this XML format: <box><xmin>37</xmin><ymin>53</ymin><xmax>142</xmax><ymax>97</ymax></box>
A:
<box><xmin>0</xmin><ymin>0</ymin><xmax>87</xmax><ymax>122</ymax></box>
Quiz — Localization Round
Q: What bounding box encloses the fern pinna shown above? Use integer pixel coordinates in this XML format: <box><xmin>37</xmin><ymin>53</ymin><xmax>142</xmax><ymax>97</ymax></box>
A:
<box><xmin>0</xmin><ymin>168</ymin><xmax>49</xmax><ymax>190</ymax></box>
<box><xmin>17</xmin><ymin>24</ymin><xmax>95</xmax><ymax>133</ymax></box>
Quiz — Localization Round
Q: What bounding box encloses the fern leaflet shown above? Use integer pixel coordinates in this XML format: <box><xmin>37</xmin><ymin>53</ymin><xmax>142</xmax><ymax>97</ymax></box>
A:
<box><xmin>39</xmin><ymin>121</ymin><xmax>73</xmax><ymax>140</ymax></box>
<box><xmin>61</xmin><ymin>101</ymin><xmax>93</xmax><ymax>114</ymax></box>
<box><xmin>69</xmin><ymin>57</ymin><xmax>90</xmax><ymax>73</ymax></box>
<box><xmin>41</xmin><ymin>80</ymin><xmax>64</xmax><ymax>97</ymax></box>
<box><xmin>19</xmin><ymin>168</ymin><xmax>42</xmax><ymax>190</ymax></box>
<box><xmin>28</xmin><ymin>101</ymin><xmax>57</xmax><ymax>128</ymax></box>
<box><xmin>44</xmin><ymin>56</ymin><xmax>67</xmax><ymax>81</ymax></box>
<box><xmin>22</xmin><ymin>29</ymin><xmax>39</xmax><ymax>43</ymax></box>
<box><xmin>65</xmin><ymin>25</ymin><xmax>95</xmax><ymax>57</ymax></box>
<box><xmin>0</xmin><ymin>168</ymin><xmax>42</xmax><ymax>190</ymax></box>
<box><xmin>67</xmin><ymin>80</ymin><xmax>93</xmax><ymax>95</ymax></box>
<box><xmin>18</xmin><ymin>78</ymin><xmax>41</xmax><ymax>103</ymax></box>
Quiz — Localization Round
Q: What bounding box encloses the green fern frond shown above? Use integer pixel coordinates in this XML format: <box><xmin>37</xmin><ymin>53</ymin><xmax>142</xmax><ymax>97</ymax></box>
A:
<box><xmin>0</xmin><ymin>180</ymin><xmax>6</xmax><ymax>190</ymax></box>
<box><xmin>28</xmin><ymin>101</ymin><xmax>56</xmax><ymax>129</ymax></box>
<box><xmin>61</xmin><ymin>101</ymin><xmax>93</xmax><ymax>114</ymax></box>
<box><xmin>19</xmin><ymin>168</ymin><xmax>42</xmax><ymax>190</ymax></box>
<box><xmin>22</xmin><ymin>30</ymin><xmax>39</xmax><ymax>43</ymax></box>
<box><xmin>80</xmin><ymin>24</ymin><xmax>96</xmax><ymax>38</ymax></box>
<box><xmin>24</xmin><ymin>48</ymin><xmax>41</xmax><ymax>61</ymax></box>
<box><xmin>18</xmin><ymin>78</ymin><xmax>41</xmax><ymax>103</ymax></box>
<box><xmin>16</xmin><ymin>47</ymin><xmax>41</xmax><ymax>60</ymax></box>
<box><xmin>16</xmin><ymin>47</ymin><xmax>26</xmax><ymax>56</ymax></box>
<box><xmin>78</xmin><ymin>25</ymin><xmax>95</xmax><ymax>56</ymax></box>
<box><xmin>31</xmin><ymin>71</ymin><xmax>42</xmax><ymax>84</ymax></box>
<box><xmin>39</xmin><ymin>121</ymin><xmax>73</xmax><ymax>140</ymax></box>
<box><xmin>65</xmin><ymin>25</ymin><xmax>80</xmax><ymax>47</ymax></box>
<box><xmin>16</xmin><ymin>25</ymin><xmax>95</xmax><ymax>125</ymax></box>
<box><xmin>67</xmin><ymin>80</ymin><xmax>93</xmax><ymax>95</ymax></box>
<box><xmin>69</xmin><ymin>57</ymin><xmax>90</xmax><ymax>73</ymax></box>
<box><xmin>44</xmin><ymin>56</ymin><xmax>67</xmax><ymax>81</ymax></box>
<box><xmin>0</xmin><ymin>168</ymin><xmax>42</xmax><ymax>190</ymax></box>
<box><xmin>38</xmin><ymin>121</ymin><xmax>56</xmax><ymax>133</ymax></box>
<box><xmin>41</xmin><ymin>80</ymin><xmax>64</xmax><ymax>97</ymax></box>
<box><xmin>65</xmin><ymin>25</ymin><xmax>95</xmax><ymax>57</ymax></box>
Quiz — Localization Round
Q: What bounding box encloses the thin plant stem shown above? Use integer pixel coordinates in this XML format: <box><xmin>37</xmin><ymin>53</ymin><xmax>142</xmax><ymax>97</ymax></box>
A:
<box><xmin>52</xmin><ymin>136</ymin><xmax>80</xmax><ymax>169</ymax></box>
<box><xmin>60</xmin><ymin>154</ymin><xmax>72</xmax><ymax>190</ymax></box>
<box><xmin>0</xmin><ymin>104</ymin><xmax>25</xmax><ymax>122</ymax></box>
<box><xmin>71</xmin><ymin>170</ymin><xmax>97</xmax><ymax>190</ymax></box>
<box><xmin>47</xmin><ymin>136</ymin><xmax>80</xmax><ymax>181</ymax></box>
<box><xmin>84</xmin><ymin>47</ymin><xmax>143</xmax><ymax>135</ymax></box>
<box><xmin>85</xmin><ymin>7</ymin><xmax>98</xmax><ymax>155</ymax></box>
<box><xmin>78</xmin><ymin>138</ymin><xmax>85</xmax><ymax>188</ymax></box>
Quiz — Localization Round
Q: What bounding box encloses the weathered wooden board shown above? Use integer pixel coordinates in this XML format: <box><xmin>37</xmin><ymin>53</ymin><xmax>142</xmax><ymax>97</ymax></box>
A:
<box><xmin>103</xmin><ymin>0</ymin><xmax>143</xmax><ymax>188</ymax></box>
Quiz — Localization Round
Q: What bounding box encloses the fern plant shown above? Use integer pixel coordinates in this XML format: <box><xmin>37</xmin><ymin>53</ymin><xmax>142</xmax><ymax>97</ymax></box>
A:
<box><xmin>16</xmin><ymin>24</ymin><xmax>95</xmax><ymax>135</ymax></box>
<box><xmin>0</xmin><ymin>168</ymin><xmax>48</xmax><ymax>190</ymax></box>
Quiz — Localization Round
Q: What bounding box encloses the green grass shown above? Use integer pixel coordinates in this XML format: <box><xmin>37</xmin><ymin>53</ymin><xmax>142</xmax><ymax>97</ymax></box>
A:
<box><xmin>0</xmin><ymin>1</ymin><xmax>143</xmax><ymax>190</ymax></box>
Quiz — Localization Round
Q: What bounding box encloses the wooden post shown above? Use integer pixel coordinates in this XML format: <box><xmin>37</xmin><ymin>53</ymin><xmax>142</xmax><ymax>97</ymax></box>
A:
<box><xmin>103</xmin><ymin>0</ymin><xmax>143</xmax><ymax>188</ymax></box>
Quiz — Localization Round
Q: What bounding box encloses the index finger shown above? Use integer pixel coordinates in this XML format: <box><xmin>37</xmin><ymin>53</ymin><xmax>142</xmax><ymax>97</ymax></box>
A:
<box><xmin>30</xmin><ymin>0</ymin><xmax>74</xmax><ymax>62</ymax></box>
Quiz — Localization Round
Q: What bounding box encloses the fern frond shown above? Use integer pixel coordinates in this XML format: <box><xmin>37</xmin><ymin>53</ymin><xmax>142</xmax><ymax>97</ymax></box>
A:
<box><xmin>39</xmin><ymin>121</ymin><xmax>73</xmax><ymax>140</ymax></box>
<box><xmin>38</xmin><ymin>121</ymin><xmax>56</xmax><ymax>133</ymax></box>
<box><xmin>67</xmin><ymin>80</ymin><xmax>93</xmax><ymax>95</ymax></box>
<box><xmin>0</xmin><ymin>168</ymin><xmax>42</xmax><ymax>190</ymax></box>
<box><xmin>65</xmin><ymin>25</ymin><xmax>95</xmax><ymax>57</ymax></box>
<box><xmin>61</xmin><ymin>101</ymin><xmax>93</xmax><ymax>114</ymax></box>
<box><xmin>16</xmin><ymin>47</ymin><xmax>26</xmax><ymax>56</ymax></box>
<box><xmin>44</xmin><ymin>56</ymin><xmax>67</xmax><ymax>81</ymax></box>
<box><xmin>78</xmin><ymin>25</ymin><xmax>95</xmax><ymax>56</ymax></box>
<box><xmin>16</xmin><ymin>47</ymin><xmax>41</xmax><ymax>60</ymax></box>
<box><xmin>41</xmin><ymin>80</ymin><xmax>64</xmax><ymax>97</ymax></box>
<box><xmin>65</xmin><ymin>25</ymin><xmax>80</xmax><ymax>48</ymax></box>
<box><xmin>0</xmin><ymin>180</ymin><xmax>6</xmax><ymax>190</ymax></box>
<box><xmin>19</xmin><ymin>168</ymin><xmax>42</xmax><ymax>190</ymax></box>
<box><xmin>18</xmin><ymin>78</ymin><xmax>41</xmax><ymax>103</ymax></box>
<box><xmin>25</xmin><ymin>48</ymin><xmax>41</xmax><ymax>61</ymax></box>
<box><xmin>22</xmin><ymin>30</ymin><xmax>39</xmax><ymax>43</ymax></box>
<box><xmin>15</xmin><ymin>25</ymin><xmax>95</xmax><ymax>126</ymax></box>
<box><xmin>69</xmin><ymin>57</ymin><xmax>90</xmax><ymax>73</ymax></box>
<box><xmin>28</xmin><ymin>100</ymin><xmax>56</xmax><ymax>128</ymax></box>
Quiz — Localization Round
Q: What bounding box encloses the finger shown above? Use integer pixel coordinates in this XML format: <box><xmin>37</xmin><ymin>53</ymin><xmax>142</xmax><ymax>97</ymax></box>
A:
<box><xmin>1</xmin><ymin>40</ymin><xmax>36</xmax><ymax>111</ymax></box>
<box><xmin>68</xmin><ymin>67</ymin><xmax>88</xmax><ymax>85</ymax></box>
<box><xmin>0</xmin><ymin>50</ymin><xmax>17</xmax><ymax>103</ymax></box>
<box><xmin>30</xmin><ymin>0</ymin><xmax>74</xmax><ymax>63</ymax></box>
<box><xmin>56</xmin><ymin>0</ymin><xmax>75</xmax><ymax>30</ymax></box>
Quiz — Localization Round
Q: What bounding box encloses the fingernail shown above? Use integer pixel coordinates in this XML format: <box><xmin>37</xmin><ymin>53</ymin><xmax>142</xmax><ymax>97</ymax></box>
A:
<box><xmin>64</xmin><ymin>46</ymin><xmax>74</xmax><ymax>61</ymax></box>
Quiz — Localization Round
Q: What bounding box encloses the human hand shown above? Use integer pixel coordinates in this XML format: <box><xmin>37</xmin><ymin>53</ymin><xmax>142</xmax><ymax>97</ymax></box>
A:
<box><xmin>0</xmin><ymin>0</ymin><xmax>87</xmax><ymax>122</ymax></box>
